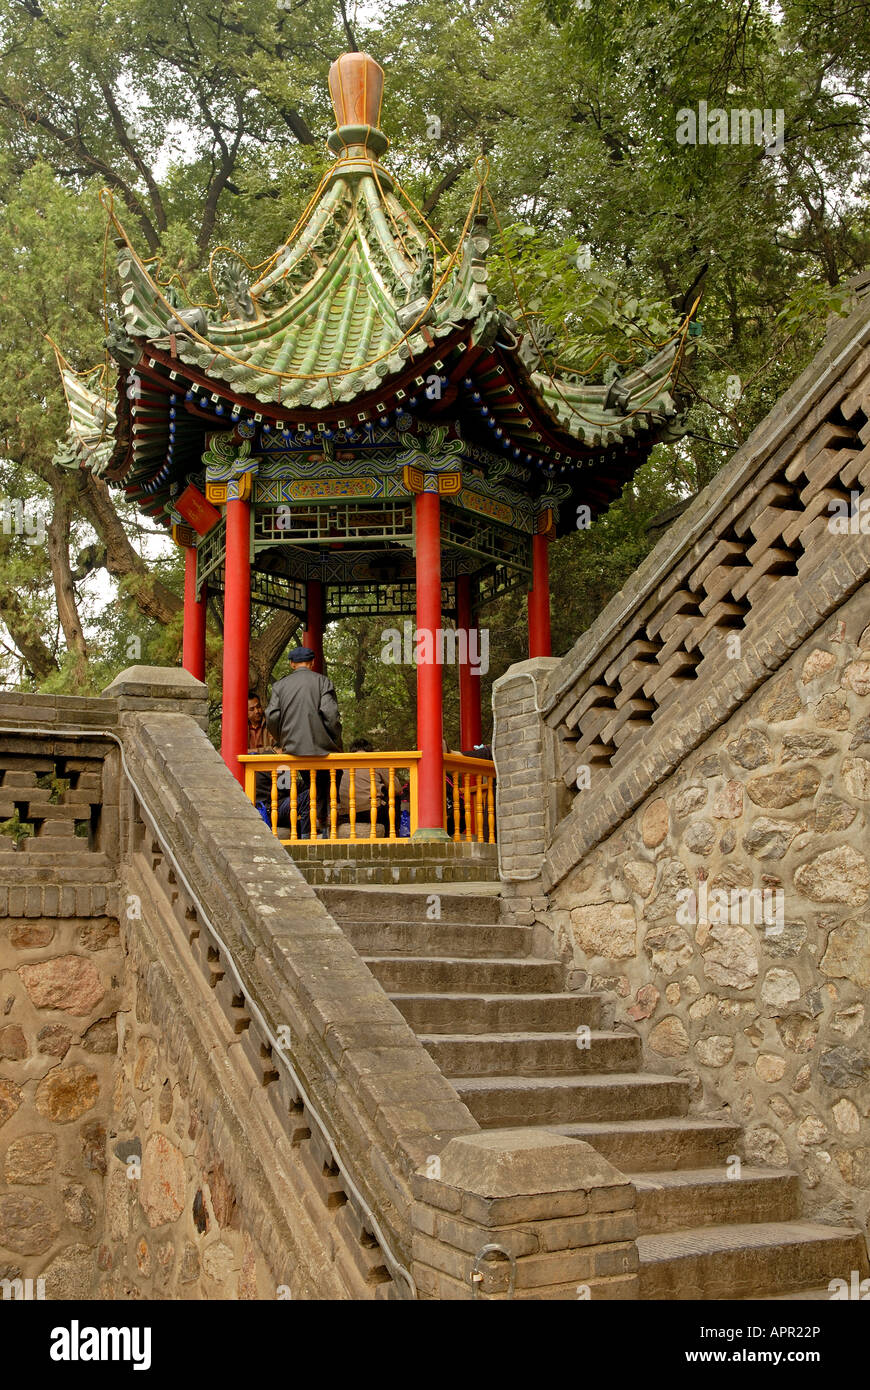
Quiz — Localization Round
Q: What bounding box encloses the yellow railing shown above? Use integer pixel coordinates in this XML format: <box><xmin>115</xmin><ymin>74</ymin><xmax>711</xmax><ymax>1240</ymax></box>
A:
<box><xmin>240</xmin><ymin>752</ymin><xmax>420</xmax><ymax>844</ymax></box>
<box><xmin>443</xmin><ymin>753</ymin><xmax>497</xmax><ymax>845</ymax></box>
<box><xmin>241</xmin><ymin>750</ymin><xmax>497</xmax><ymax>846</ymax></box>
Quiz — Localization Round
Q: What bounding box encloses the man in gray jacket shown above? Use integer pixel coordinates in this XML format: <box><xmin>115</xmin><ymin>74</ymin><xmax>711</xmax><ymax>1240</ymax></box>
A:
<box><xmin>265</xmin><ymin>646</ymin><xmax>342</xmax><ymax>835</ymax></box>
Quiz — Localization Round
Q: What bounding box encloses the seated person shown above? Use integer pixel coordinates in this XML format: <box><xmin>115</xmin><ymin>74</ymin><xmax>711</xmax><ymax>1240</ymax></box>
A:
<box><xmin>339</xmin><ymin>738</ymin><xmax>389</xmax><ymax>835</ymax></box>
<box><xmin>248</xmin><ymin>692</ymin><xmax>276</xmax><ymax>752</ymax></box>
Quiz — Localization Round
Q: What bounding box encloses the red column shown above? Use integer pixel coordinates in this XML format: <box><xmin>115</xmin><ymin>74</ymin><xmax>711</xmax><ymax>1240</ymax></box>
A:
<box><xmin>221</xmin><ymin>496</ymin><xmax>251</xmax><ymax>783</ymax></box>
<box><xmin>528</xmin><ymin>532</ymin><xmax>552</xmax><ymax>658</ymax></box>
<box><xmin>414</xmin><ymin>488</ymin><xmax>447</xmax><ymax>837</ymax></box>
<box><xmin>456</xmin><ymin>574</ymin><xmax>482</xmax><ymax>750</ymax></box>
<box><xmin>182</xmin><ymin>546</ymin><xmax>206</xmax><ymax>682</ymax></box>
<box><xmin>303</xmin><ymin>578</ymin><xmax>325</xmax><ymax>673</ymax></box>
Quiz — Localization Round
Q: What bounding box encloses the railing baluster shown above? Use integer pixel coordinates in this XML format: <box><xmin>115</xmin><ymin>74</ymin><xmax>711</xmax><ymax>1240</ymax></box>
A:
<box><xmin>330</xmin><ymin>768</ymin><xmax>337</xmax><ymax>842</ymax></box>
<box><xmin>464</xmin><ymin>773</ymin><xmax>472</xmax><ymax>842</ymax></box>
<box><xmin>487</xmin><ymin>776</ymin><xmax>495</xmax><ymax>844</ymax></box>
<box><xmin>388</xmin><ymin>766</ymin><xmax>395</xmax><ymax>840</ymax></box>
<box><xmin>409</xmin><ymin>762</ymin><xmax>418</xmax><ymax>838</ymax></box>
<box><xmin>475</xmin><ymin>775</ymin><xmax>484</xmax><ymax>843</ymax></box>
<box><xmin>349</xmin><ymin>765</ymin><xmax>356</xmax><ymax>841</ymax></box>
<box><xmin>309</xmin><ymin>769</ymin><xmax>317</xmax><ymax>841</ymax></box>
<box><xmin>369</xmin><ymin>766</ymin><xmax>376</xmax><ymax>841</ymax></box>
<box><xmin>290</xmin><ymin>770</ymin><xmax>298</xmax><ymax>842</ymax></box>
<box><xmin>244</xmin><ymin>764</ymin><xmax>255</xmax><ymax>804</ymax></box>
<box><xmin>271</xmin><ymin>769</ymin><xmax>278</xmax><ymax>838</ymax></box>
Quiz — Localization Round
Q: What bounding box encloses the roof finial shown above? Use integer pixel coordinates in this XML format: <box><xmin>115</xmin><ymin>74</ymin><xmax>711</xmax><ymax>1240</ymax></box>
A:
<box><xmin>329</xmin><ymin>52</ymin><xmax>383</xmax><ymax>128</ymax></box>
<box><xmin>327</xmin><ymin>52</ymin><xmax>389</xmax><ymax>162</ymax></box>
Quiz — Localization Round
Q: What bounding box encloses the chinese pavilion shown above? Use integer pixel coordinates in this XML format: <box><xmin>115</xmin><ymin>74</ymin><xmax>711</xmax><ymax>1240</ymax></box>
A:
<box><xmin>54</xmin><ymin>51</ymin><xmax>689</xmax><ymax>838</ymax></box>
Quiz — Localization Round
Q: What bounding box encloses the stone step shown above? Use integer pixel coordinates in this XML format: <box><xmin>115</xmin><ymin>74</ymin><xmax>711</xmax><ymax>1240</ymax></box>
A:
<box><xmin>547</xmin><ymin>1118</ymin><xmax>745</xmax><ymax>1172</ymax></box>
<box><xmin>633</xmin><ymin>1167</ymin><xmax>802</xmax><ymax>1234</ymax></box>
<box><xmin>339</xmin><ymin>919</ymin><xmax>533</xmax><ymax>959</ymax></box>
<box><xmin>317</xmin><ymin>886</ymin><xmax>502</xmax><ymax>923</ymax></box>
<box><xmin>419</xmin><ymin>1030</ymin><xmax>642</xmax><ymax>1077</ymax></box>
<box><xmin>637</xmin><ymin>1222</ymin><xmax>869</xmax><ymax>1300</ymax></box>
<box><xmin>292</xmin><ymin>841</ymin><xmax>498</xmax><ymax>862</ymax></box>
<box><xmin>390</xmin><ymin>991</ymin><xmax>603</xmax><ymax>1034</ymax></box>
<box><xmin>454</xmin><ymin>1072</ymin><xmax>692</xmax><ymax>1127</ymax></box>
<box><xmin>299</xmin><ymin>860</ymin><xmax>499</xmax><ymax>885</ymax></box>
<box><xmin>363</xmin><ymin>955</ymin><xmax>564</xmax><ymax>995</ymax></box>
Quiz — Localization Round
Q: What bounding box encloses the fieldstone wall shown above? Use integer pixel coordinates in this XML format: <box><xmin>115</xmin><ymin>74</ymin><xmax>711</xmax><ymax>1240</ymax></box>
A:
<box><xmin>536</xmin><ymin>584</ymin><xmax>870</xmax><ymax>1230</ymax></box>
<box><xmin>0</xmin><ymin>909</ymin><xmax>123</xmax><ymax>1299</ymax></box>
<box><xmin>98</xmin><ymin>863</ymin><xmax>344</xmax><ymax>1301</ymax></box>
<box><xmin>0</xmin><ymin>715</ymin><xmax>122</xmax><ymax>1298</ymax></box>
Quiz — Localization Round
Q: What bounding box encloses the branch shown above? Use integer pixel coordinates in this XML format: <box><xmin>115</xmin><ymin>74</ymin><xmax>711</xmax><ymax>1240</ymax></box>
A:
<box><xmin>75</xmin><ymin>473</ymin><xmax>183</xmax><ymax>624</ymax></box>
<box><xmin>249</xmin><ymin>610</ymin><xmax>300</xmax><ymax>694</ymax></box>
<box><xmin>98</xmin><ymin>80</ymin><xmax>168</xmax><ymax>233</ymax></box>
<box><xmin>0</xmin><ymin>88</ymin><xmax>161</xmax><ymax>251</ymax></box>
<box><xmin>0</xmin><ymin>582</ymin><xmax>58</xmax><ymax>682</ymax></box>
<box><xmin>338</xmin><ymin>0</ymin><xmax>359</xmax><ymax>51</ymax></box>
<box><xmin>422</xmin><ymin>162</ymin><xmax>468</xmax><ymax>216</ymax></box>
<box><xmin>280</xmin><ymin>107</ymin><xmax>317</xmax><ymax>145</ymax></box>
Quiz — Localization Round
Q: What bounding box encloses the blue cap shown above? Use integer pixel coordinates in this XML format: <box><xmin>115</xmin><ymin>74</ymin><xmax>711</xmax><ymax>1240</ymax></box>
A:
<box><xmin>289</xmin><ymin>646</ymin><xmax>316</xmax><ymax>662</ymax></box>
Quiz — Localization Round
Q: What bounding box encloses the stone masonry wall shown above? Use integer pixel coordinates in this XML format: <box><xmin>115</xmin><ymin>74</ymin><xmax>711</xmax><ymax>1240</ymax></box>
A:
<box><xmin>537</xmin><ymin>583</ymin><xmax>870</xmax><ymax>1234</ymax></box>
<box><xmin>0</xmin><ymin>909</ymin><xmax>123</xmax><ymax>1298</ymax></box>
<box><xmin>99</xmin><ymin>862</ymin><xmax>343</xmax><ymax>1301</ymax></box>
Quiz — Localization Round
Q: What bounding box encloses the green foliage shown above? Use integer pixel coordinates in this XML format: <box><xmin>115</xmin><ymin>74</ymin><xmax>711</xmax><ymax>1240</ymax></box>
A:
<box><xmin>0</xmin><ymin>809</ymin><xmax>34</xmax><ymax>846</ymax></box>
<box><xmin>0</xmin><ymin>0</ymin><xmax>868</xmax><ymax>710</ymax></box>
<box><xmin>488</xmin><ymin>225</ymin><xmax>680</xmax><ymax>373</ymax></box>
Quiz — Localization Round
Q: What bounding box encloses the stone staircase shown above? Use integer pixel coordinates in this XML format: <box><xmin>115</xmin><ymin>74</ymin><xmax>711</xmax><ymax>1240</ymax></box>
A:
<box><xmin>316</xmin><ymin>879</ymin><xmax>870</xmax><ymax>1301</ymax></box>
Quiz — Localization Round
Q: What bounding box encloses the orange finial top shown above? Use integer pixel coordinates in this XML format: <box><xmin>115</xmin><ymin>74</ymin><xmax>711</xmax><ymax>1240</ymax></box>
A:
<box><xmin>328</xmin><ymin>52</ymin><xmax>385</xmax><ymax>131</ymax></box>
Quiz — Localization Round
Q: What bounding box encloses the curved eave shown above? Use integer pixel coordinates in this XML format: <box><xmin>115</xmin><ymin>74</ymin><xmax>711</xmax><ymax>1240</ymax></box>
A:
<box><xmin>52</xmin><ymin>364</ymin><xmax>120</xmax><ymax>477</ymax></box>
<box><xmin>533</xmin><ymin>340</ymin><xmax>685</xmax><ymax>449</ymax></box>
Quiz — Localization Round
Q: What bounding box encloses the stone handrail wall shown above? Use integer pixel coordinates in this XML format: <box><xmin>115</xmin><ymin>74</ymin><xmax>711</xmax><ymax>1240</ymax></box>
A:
<box><xmin>109</xmin><ymin>674</ymin><xmax>479</xmax><ymax>1295</ymax></box>
<box><xmin>497</xmin><ymin>297</ymin><xmax>870</xmax><ymax>890</ymax></box>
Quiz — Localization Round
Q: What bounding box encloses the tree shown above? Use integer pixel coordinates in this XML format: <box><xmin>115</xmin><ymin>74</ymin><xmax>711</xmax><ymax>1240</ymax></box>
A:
<box><xmin>0</xmin><ymin>0</ymin><xmax>867</xmax><ymax>705</ymax></box>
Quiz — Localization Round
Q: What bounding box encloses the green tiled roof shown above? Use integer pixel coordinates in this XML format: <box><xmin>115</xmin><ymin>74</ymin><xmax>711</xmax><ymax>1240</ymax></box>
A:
<box><xmin>53</xmin><ymin>50</ymin><xmax>690</xmax><ymax>506</ymax></box>
<box><xmin>116</xmin><ymin>168</ymin><xmax>470</xmax><ymax>411</ymax></box>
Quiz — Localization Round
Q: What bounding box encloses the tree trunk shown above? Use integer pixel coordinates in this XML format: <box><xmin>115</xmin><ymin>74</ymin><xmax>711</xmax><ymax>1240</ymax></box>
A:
<box><xmin>47</xmin><ymin>477</ymin><xmax>88</xmax><ymax>678</ymax></box>
<box><xmin>248</xmin><ymin>610</ymin><xmax>299</xmax><ymax>699</ymax></box>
